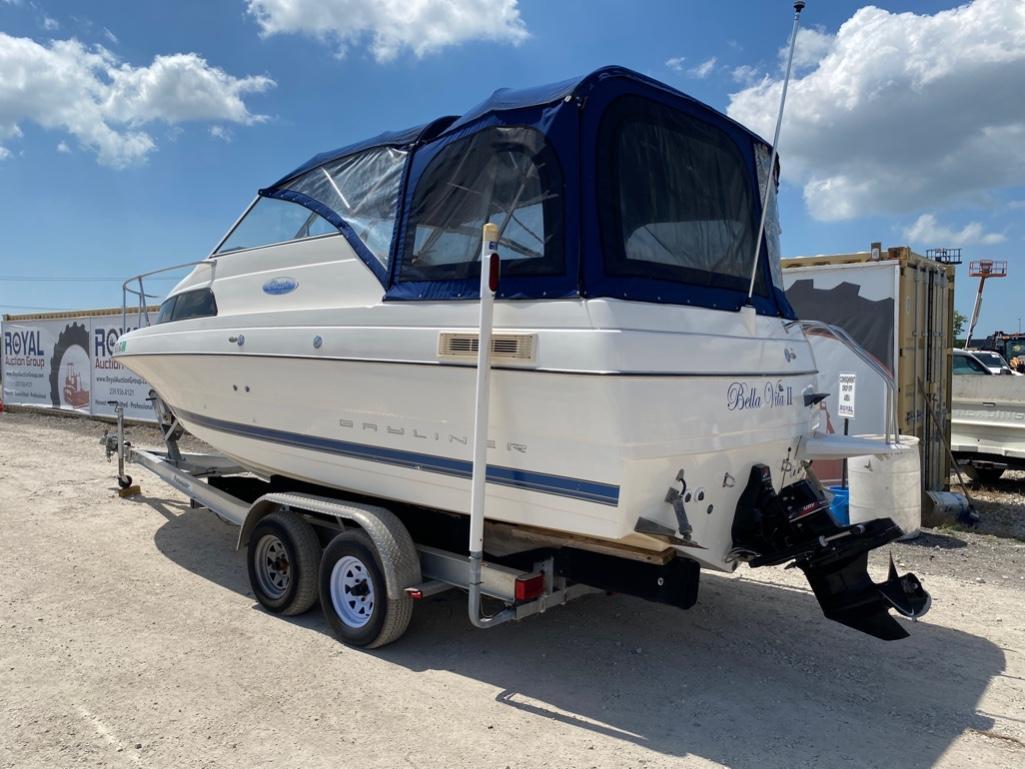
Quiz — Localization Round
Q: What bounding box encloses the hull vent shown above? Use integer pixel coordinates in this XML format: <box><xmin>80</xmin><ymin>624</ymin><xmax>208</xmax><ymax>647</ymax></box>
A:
<box><xmin>438</xmin><ymin>333</ymin><xmax>536</xmax><ymax>362</ymax></box>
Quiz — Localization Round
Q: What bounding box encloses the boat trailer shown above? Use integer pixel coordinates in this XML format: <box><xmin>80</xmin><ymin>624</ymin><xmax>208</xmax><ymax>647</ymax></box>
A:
<box><xmin>103</xmin><ymin>398</ymin><xmax>603</xmax><ymax>646</ymax></box>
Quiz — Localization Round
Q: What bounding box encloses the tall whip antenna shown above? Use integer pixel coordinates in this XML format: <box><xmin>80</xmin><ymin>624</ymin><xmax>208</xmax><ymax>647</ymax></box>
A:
<box><xmin>746</xmin><ymin>0</ymin><xmax>806</xmax><ymax>302</ymax></box>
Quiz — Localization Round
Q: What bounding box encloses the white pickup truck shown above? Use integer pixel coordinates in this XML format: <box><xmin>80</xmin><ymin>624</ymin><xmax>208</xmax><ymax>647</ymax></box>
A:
<box><xmin>951</xmin><ymin>349</ymin><xmax>1025</xmax><ymax>482</ymax></box>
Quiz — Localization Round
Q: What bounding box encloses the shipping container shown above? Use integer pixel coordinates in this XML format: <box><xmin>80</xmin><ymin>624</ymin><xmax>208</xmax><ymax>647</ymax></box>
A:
<box><xmin>782</xmin><ymin>245</ymin><xmax>955</xmax><ymax>491</ymax></box>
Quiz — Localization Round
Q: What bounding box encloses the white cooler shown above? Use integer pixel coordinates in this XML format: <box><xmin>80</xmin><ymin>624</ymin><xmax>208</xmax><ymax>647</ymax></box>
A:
<box><xmin>847</xmin><ymin>435</ymin><xmax>921</xmax><ymax>539</ymax></box>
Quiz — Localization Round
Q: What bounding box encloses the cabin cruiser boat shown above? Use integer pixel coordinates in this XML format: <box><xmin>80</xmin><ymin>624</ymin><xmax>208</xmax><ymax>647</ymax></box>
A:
<box><xmin>114</xmin><ymin>67</ymin><xmax>929</xmax><ymax>640</ymax></box>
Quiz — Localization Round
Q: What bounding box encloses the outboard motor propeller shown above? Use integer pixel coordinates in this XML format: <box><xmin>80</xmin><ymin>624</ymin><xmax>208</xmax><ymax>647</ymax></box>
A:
<box><xmin>879</xmin><ymin>554</ymin><xmax>932</xmax><ymax>619</ymax></box>
<box><xmin>732</xmin><ymin>464</ymin><xmax>931</xmax><ymax>640</ymax></box>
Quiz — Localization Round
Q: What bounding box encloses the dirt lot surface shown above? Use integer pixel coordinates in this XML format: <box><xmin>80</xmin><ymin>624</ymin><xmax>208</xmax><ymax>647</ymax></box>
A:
<box><xmin>2</xmin><ymin>411</ymin><xmax>1024</xmax><ymax>769</ymax></box>
<box><xmin>955</xmin><ymin>469</ymin><xmax>1025</xmax><ymax>541</ymax></box>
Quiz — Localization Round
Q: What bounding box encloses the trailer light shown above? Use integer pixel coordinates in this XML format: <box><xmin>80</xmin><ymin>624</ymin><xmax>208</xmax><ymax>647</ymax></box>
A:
<box><xmin>488</xmin><ymin>252</ymin><xmax>501</xmax><ymax>293</ymax></box>
<box><xmin>514</xmin><ymin>573</ymin><xmax>545</xmax><ymax>602</ymax></box>
<box><xmin>405</xmin><ymin>587</ymin><xmax>424</xmax><ymax>600</ymax></box>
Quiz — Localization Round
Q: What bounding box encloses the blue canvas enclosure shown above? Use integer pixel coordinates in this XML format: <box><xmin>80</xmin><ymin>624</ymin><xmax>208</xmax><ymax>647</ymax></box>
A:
<box><xmin>255</xmin><ymin>66</ymin><xmax>795</xmax><ymax>318</ymax></box>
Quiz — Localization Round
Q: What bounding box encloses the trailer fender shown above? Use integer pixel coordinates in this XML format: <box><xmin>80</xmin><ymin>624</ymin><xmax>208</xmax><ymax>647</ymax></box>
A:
<box><xmin>238</xmin><ymin>493</ymin><xmax>420</xmax><ymax>601</ymax></box>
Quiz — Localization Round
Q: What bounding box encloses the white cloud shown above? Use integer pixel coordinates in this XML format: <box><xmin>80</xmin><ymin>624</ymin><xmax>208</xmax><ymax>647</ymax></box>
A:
<box><xmin>247</xmin><ymin>0</ymin><xmax>528</xmax><ymax>61</ymax></box>
<box><xmin>731</xmin><ymin>64</ymin><xmax>760</xmax><ymax>86</ymax></box>
<box><xmin>56</xmin><ymin>140</ymin><xmax>70</xmax><ymax>153</ymax></box>
<box><xmin>665</xmin><ymin>56</ymin><xmax>686</xmax><ymax>72</ymax></box>
<box><xmin>0</xmin><ymin>33</ymin><xmax>274</xmax><ymax>167</ymax></box>
<box><xmin>0</xmin><ymin>146</ymin><xmax>10</xmax><ymax>160</ymax></box>
<box><xmin>209</xmin><ymin>125</ymin><xmax>232</xmax><ymax>142</ymax></box>
<box><xmin>102</xmin><ymin>27</ymin><xmax>118</xmax><ymax>45</ymax></box>
<box><xmin>904</xmin><ymin>213</ymin><xmax>1007</xmax><ymax>246</ymax></box>
<box><xmin>728</xmin><ymin>0</ymin><xmax>1025</xmax><ymax>222</ymax></box>
<box><xmin>42</xmin><ymin>16</ymin><xmax>59</xmax><ymax>32</ymax></box>
<box><xmin>689</xmin><ymin>56</ymin><xmax>717</xmax><ymax>79</ymax></box>
<box><xmin>782</xmin><ymin>26</ymin><xmax>833</xmax><ymax>71</ymax></box>
<box><xmin>1008</xmin><ymin>199</ymin><xmax>1025</xmax><ymax>210</ymax></box>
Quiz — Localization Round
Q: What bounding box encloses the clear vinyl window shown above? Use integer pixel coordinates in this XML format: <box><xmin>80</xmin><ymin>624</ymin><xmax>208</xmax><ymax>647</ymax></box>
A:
<box><xmin>598</xmin><ymin>95</ymin><xmax>766</xmax><ymax>295</ymax></box>
<box><xmin>282</xmin><ymin>146</ymin><xmax>408</xmax><ymax>268</ymax></box>
<box><xmin>399</xmin><ymin>126</ymin><xmax>564</xmax><ymax>282</ymax></box>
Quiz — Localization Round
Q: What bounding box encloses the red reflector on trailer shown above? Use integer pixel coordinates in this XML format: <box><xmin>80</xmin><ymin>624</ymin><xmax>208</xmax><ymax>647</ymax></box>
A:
<box><xmin>515</xmin><ymin>573</ymin><xmax>545</xmax><ymax>602</ymax></box>
<box><xmin>488</xmin><ymin>252</ymin><xmax>501</xmax><ymax>293</ymax></box>
<box><xmin>405</xmin><ymin>588</ymin><xmax>424</xmax><ymax>600</ymax></box>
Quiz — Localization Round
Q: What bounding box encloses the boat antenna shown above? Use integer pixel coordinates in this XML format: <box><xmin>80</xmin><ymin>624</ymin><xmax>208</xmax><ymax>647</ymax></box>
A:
<box><xmin>745</xmin><ymin>0</ymin><xmax>806</xmax><ymax>303</ymax></box>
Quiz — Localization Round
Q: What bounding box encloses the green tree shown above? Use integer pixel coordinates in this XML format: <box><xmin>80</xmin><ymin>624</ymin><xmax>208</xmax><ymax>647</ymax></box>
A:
<box><xmin>953</xmin><ymin>309</ymin><xmax>967</xmax><ymax>338</ymax></box>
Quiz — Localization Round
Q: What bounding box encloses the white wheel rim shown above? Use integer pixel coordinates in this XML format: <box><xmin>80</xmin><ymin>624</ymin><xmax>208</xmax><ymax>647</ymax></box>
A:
<box><xmin>330</xmin><ymin>555</ymin><xmax>375</xmax><ymax>629</ymax></box>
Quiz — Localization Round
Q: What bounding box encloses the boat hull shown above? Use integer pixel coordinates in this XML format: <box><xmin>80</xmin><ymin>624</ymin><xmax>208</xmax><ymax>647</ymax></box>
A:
<box><xmin>119</xmin><ymin>350</ymin><xmax>817</xmax><ymax>570</ymax></box>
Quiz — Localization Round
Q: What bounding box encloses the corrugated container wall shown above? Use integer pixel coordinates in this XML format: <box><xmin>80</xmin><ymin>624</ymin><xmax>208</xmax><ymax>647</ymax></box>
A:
<box><xmin>782</xmin><ymin>246</ymin><xmax>954</xmax><ymax>492</ymax></box>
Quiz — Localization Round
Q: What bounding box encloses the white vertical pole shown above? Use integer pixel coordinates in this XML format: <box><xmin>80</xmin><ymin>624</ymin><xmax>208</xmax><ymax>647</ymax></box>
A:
<box><xmin>468</xmin><ymin>222</ymin><xmax>512</xmax><ymax>627</ymax></box>
<box><xmin>468</xmin><ymin>222</ymin><xmax>499</xmax><ymax>557</ymax></box>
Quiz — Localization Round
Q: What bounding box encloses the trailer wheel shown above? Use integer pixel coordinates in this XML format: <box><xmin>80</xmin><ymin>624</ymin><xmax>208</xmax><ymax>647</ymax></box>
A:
<box><xmin>319</xmin><ymin>530</ymin><xmax>413</xmax><ymax>648</ymax></box>
<box><xmin>247</xmin><ymin>511</ymin><xmax>321</xmax><ymax>616</ymax></box>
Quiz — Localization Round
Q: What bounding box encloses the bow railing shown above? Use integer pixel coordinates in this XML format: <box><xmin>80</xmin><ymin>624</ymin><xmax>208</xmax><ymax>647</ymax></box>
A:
<box><xmin>121</xmin><ymin>260</ymin><xmax>216</xmax><ymax>331</ymax></box>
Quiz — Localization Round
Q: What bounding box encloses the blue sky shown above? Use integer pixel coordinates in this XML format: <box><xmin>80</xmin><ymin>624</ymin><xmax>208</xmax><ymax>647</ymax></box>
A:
<box><xmin>1</xmin><ymin>0</ymin><xmax>1023</xmax><ymax>336</ymax></box>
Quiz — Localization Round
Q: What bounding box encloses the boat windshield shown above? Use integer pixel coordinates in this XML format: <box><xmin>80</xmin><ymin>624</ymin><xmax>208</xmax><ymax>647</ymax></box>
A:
<box><xmin>598</xmin><ymin>95</ymin><xmax>769</xmax><ymax>296</ymax></box>
<box><xmin>216</xmin><ymin>197</ymin><xmax>336</xmax><ymax>254</ymax></box>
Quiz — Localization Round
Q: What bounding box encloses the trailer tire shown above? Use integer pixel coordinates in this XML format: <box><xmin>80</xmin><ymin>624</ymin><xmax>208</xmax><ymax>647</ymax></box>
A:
<box><xmin>247</xmin><ymin>511</ymin><xmax>321</xmax><ymax>616</ymax></box>
<box><xmin>967</xmin><ymin>465</ymin><xmax>1004</xmax><ymax>484</ymax></box>
<box><xmin>320</xmin><ymin>530</ymin><xmax>413</xmax><ymax>648</ymax></box>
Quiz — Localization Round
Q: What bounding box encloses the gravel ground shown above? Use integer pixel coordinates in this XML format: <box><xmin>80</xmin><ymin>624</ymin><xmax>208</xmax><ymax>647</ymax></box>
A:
<box><xmin>1</xmin><ymin>411</ymin><xmax>1024</xmax><ymax>769</ymax></box>
<box><xmin>951</xmin><ymin>469</ymin><xmax>1025</xmax><ymax>541</ymax></box>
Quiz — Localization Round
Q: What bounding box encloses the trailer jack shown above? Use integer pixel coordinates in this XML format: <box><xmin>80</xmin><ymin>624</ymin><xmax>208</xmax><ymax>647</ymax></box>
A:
<box><xmin>102</xmin><ymin>402</ymin><xmax>140</xmax><ymax>496</ymax></box>
<box><xmin>732</xmin><ymin>464</ymin><xmax>931</xmax><ymax>640</ymax></box>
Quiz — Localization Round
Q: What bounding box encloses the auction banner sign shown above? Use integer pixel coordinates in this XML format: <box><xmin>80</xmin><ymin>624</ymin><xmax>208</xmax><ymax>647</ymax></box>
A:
<box><xmin>2</xmin><ymin>311</ymin><xmax>156</xmax><ymax>421</ymax></box>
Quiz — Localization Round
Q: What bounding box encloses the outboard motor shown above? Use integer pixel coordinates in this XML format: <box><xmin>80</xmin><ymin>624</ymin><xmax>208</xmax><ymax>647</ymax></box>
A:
<box><xmin>732</xmin><ymin>464</ymin><xmax>931</xmax><ymax>640</ymax></box>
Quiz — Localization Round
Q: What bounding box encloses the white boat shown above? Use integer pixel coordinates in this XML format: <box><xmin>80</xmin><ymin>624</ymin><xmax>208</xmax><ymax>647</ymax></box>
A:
<box><xmin>115</xmin><ymin>67</ymin><xmax>929</xmax><ymax>642</ymax></box>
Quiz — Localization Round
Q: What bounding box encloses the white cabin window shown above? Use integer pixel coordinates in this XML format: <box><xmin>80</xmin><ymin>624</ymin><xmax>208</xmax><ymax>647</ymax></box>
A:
<box><xmin>216</xmin><ymin>197</ymin><xmax>335</xmax><ymax>254</ymax></box>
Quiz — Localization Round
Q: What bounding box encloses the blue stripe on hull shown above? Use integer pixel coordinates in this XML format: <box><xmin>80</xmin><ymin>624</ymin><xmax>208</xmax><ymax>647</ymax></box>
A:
<box><xmin>176</xmin><ymin>408</ymin><xmax>620</xmax><ymax>506</ymax></box>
